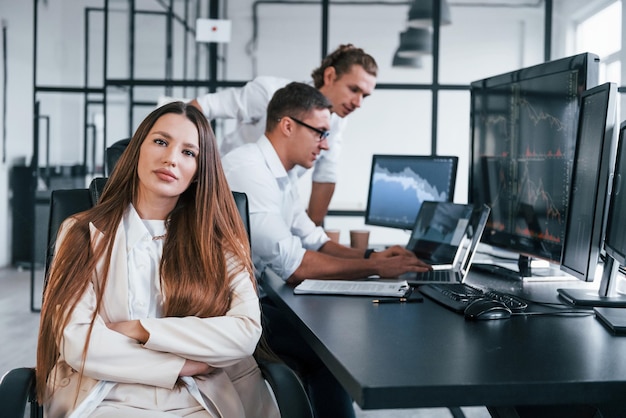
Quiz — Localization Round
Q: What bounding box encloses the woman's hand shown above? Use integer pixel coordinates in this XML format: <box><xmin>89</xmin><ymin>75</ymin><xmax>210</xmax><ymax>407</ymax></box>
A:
<box><xmin>180</xmin><ymin>359</ymin><xmax>214</xmax><ymax>376</ymax></box>
<box><xmin>106</xmin><ymin>320</ymin><xmax>150</xmax><ymax>344</ymax></box>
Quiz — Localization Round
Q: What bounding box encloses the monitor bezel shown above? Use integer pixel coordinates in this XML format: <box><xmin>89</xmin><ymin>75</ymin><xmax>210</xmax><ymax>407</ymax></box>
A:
<box><xmin>560</xmin><ymin>82</ymin><xmax>617</xmax><ymax>281</ymax></box>
<box><xmin>364</xmin><ymin>154</ymin><xmax>458</xmax><ymax>230</ymax></box>
<box><xmin>604</xmin><ymin>121</ymin><xmax>626</xmax><ymax>266</ymax></box>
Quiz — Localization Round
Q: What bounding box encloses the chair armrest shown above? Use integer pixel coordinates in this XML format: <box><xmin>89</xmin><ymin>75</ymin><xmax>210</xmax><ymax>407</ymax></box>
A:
<box><xmin>0</xmin><ymin>367</ymin><xmax>36</xmax><ymax>418</ymax></box>
<box><xmin>258</xmin><ymin>360</ymin><xmax>314</xmax><ymax>418</ymax></box>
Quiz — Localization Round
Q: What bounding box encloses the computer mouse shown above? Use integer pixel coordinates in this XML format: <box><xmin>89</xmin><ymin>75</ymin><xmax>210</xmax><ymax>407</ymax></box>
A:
<box><xmin>464</xmin><ymin>298</ymin><xmax>512</xmax><ymax>320</ymax></box>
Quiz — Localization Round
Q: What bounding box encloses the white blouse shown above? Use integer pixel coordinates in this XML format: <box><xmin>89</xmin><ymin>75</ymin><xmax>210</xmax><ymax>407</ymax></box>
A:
<box><xmin>124</xmin><ymin>205</ymin><xmax>166</xmax><ymax>319</ymax></box>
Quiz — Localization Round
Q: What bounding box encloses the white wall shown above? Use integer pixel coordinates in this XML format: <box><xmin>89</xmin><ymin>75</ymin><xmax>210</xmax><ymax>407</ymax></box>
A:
<box><xmin>0</xmin><ymin>0</ymin><xmax>619</xmax><ymax>264</ymax></box>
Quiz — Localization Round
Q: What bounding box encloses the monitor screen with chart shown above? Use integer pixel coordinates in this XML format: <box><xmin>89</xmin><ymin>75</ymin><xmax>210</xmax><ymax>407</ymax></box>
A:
<box><xmin>469</xmin><ymin>52</ymin><xmax>599</xmax><ymax>272</ymax></box>
<box><xmin>365</xmin><ymin>155</ymin><xmax>458</xmax><ymax>230</ymax></box>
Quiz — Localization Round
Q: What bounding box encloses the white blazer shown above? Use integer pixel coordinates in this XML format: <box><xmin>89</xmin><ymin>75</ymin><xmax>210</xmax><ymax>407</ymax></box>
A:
<box><xmin>45</xmin><ymin>217</ymin><xmax>279</xmax><ymax>418</ymax></box>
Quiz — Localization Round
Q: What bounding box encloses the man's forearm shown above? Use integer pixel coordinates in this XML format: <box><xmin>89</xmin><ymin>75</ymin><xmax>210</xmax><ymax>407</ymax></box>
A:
<box><xmin>308</xmin><ymin>181</ymin><xmax>335</xmax><ymax>226</ymax></box>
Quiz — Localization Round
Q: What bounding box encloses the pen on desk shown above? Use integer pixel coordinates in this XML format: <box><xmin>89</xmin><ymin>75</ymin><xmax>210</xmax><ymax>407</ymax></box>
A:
<box><xmin>372</xmin><ymin>297</ymin><xmax>422</xmax><ymax>304</ymax></box>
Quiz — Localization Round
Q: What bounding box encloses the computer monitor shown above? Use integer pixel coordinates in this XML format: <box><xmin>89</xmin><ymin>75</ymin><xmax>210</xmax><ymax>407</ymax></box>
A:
<box><xmin>560</xmin><ymin>82</ymin><xmax>617</xmax><ymax>281</ymax></box>
<box><xmin>558</xmin><ymin>120</ymin><xmax>626</xmax><ymax>307</ymax></box>
<box><xmin>469</xmin><ymin>52</ymin><xmax>599</xmax><ymax>277</ymax></box>
<box><xmin>605</xmin><ymin>122</ymin><xmax>626</xmax><ymax>267</ymax></box>
<box><xmin>365</xmin><ymin>154</ymin><xmax>458</xmax><ymax>230</ymax></box>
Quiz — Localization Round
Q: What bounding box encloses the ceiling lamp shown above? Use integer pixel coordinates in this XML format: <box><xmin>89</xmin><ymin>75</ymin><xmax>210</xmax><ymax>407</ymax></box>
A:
<box><xmin>392</xmin><ymin>53</ymin><xmax>423</xmax><ymax>68</ymax></box>
<box><xmin>393</xmin><ymin>27</ymin><xmax>432</xmax><ymax>59</ymax></box>
<box><xmin>392</xmin><ymin>0</ymin><xmax>451</xmax><ymax>68</ymax></box>
<box><xmin>407</xmin><ymin>0</ymin><xmax>452</xmax><ymax>28</ymax></box>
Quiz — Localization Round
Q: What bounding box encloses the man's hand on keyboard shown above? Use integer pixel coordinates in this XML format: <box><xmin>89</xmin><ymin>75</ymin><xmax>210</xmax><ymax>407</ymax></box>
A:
<box><xmin>372</xmin><ymin>249</ymin><xmax>433</xmax><ymax>278</ymax></box>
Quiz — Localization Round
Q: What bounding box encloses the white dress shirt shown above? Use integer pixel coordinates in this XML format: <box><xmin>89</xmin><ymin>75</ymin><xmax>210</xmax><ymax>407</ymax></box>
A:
<box><xmin>195</xmin><ymin>75</ymin><xmax>347</xmax><ymax>183</ymax></box>
<box><xmin>125</xmin><ymin>206</ymin><xmax>166</xmax><ymax>319</ymax></box>
<box><xmin>222</xmin><ymin>136</ymin><xmax>330</xmax><ymax>280</ymax></box>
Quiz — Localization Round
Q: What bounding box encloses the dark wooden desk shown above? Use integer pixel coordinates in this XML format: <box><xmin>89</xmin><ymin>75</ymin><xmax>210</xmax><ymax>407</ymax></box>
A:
<box><xmin>261</xmin><ymin>268</ymin><xmax>626</xmax><ymax>416</ymax></box>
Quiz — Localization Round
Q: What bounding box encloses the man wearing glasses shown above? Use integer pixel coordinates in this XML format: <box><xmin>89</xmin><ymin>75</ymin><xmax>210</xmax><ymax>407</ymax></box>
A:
<box><xmin>190</xmin><ymin>44</ymin><xmax>378</xmax><ymax>226</ymax></box>
<box><xmin>221</xmin><ymin>82</ymin><xmax>430</xmax><ymax>418</ymax></box>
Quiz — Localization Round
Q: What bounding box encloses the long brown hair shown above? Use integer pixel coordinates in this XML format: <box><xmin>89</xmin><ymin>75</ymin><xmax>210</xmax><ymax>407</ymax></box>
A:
<box><xmin>36</xmin><ymin>101</ymin><xmax>253</xmax><ymax>401</ymax></box>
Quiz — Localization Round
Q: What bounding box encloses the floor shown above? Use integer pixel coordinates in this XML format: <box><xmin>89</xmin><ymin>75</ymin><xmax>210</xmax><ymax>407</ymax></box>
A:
<box><xmin>0</xmin><ymin>267</ymin><xmax>490</xmax><ymax>418</ymax></box>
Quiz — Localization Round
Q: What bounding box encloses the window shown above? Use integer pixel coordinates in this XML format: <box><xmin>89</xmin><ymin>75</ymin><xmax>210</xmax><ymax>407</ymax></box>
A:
<box><xmin>575</xmin><ymin>1</ymin><xmax>621</xmax><ymax>84</ymax></box>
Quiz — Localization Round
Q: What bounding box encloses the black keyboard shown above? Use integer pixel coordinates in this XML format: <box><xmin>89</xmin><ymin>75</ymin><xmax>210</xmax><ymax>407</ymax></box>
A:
<box><xmin>419</xmin><ymin>283</ymin><xmax>528</xmax><ymax>313</ymax></box>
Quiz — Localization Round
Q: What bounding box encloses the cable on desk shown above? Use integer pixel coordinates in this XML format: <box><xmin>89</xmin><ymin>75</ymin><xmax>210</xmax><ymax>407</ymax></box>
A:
<box><xmin>496</xmin><ymin>293</ymin><xmax>582</xmax><ymax>310</ymax></box>
<box><xmin>477</xmin><ymin>292</ymin><xmax>596</xmax><ymax>314</ymax></box>
<box><xmin>512</xmin><ymin>310</ymin><xmax>595</xmax><ymax>318</ymax></box>
<box><xmin>474</xmin><ymin>291</ymin><xmax>595</xmax><ymax>317</ymax></box>
<box><xmin>521</xmin><ymin>299</ymin><xmax>573</xmax><ymax>308</ymax></box>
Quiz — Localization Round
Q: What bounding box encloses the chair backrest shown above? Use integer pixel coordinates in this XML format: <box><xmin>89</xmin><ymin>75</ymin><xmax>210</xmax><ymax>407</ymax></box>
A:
<box><xmin>106</xmin><ymin>138</ymin><xmax>130</xmax><ymax>176</ymax></box>
<box><xmin>231</xmin><ymin>191</ymin><xmax>251</xmax><ymax>247</ymax></box>
<box><xmin>45</xmin><ymin>188</ymin><xmax>94</xmax><ymax>277</ymax></box>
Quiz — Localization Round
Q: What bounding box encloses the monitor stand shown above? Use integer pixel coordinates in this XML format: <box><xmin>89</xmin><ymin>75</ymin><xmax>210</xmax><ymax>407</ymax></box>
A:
<box><xmin>557</xmin><ymin>257</ymin><xmax>626</xmax><ymax>307</ymax></box>
<box><xmin>518</xmin><ymin>254</ymin><xmax>531</xmax><ymax>277</ymax></box>
<box><xmin>472</xmin><ymin>255</ymin><xmax>572</xmax><ymax>281</ymax></box>
<box><xmin>518</xmin><ymin>255</ymin><xmax>573</xmax><ymax>281</ymax></box>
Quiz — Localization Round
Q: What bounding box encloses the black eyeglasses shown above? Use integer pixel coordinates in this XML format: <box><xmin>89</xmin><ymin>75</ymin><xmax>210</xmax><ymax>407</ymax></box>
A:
<box><xmin>284</xmin><ymin>116</ymin><xmax>330</xmax><ymax>141</ymax></box>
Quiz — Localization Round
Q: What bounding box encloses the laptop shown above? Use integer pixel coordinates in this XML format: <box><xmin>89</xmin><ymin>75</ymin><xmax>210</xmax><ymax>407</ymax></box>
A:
<box><xmin>406</xmin><ymin>201</ymin><xmax>474</xmax><ymax>269</ymax></box>
<box><xmin>401</xmin><ymin>202</ymin><xmax>491</xmax><ymax>285</ymax></box>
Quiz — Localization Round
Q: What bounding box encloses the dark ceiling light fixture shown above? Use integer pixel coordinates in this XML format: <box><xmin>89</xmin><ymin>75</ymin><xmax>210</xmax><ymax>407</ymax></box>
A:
<box><xmin>407</xmin><ymin>0</ymin><xmax>452</xmax><ymax>28</ymax></box>
<box><xmin>392</xmin><ymin>53</ymin><xmax>424</xmax><ymax>68</ymax></box>
<box><xmin>392</xmin><ymin>0</ymin><xmax>451</xmax><ymax>69</ymax></box>
<box><xmin>394</xmin><ymin>27</ymin><xmax>432</xmax><ymax>57</ymax></box>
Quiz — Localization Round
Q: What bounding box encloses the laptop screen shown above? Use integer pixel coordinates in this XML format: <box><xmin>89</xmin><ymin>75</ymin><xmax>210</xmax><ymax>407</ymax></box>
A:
<box><xmin>457</xmin><ymin>204</ymin><xmax>491</xmax><ymax>276</ymax></box>
<box><xmin>406</xmin><ymin>201</ymin><xmax>474</xmax><ymax>265</ymax></box>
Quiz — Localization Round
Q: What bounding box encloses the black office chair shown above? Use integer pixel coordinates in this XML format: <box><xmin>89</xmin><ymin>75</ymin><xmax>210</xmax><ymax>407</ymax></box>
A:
<box><xmin>0</xmin><ymin>179</ymin><xmax>313</xmax><ymax>418</ymax></box>
<box><xmin>0</xmin><ymin>367</ymin><xmax>39</xmax><ymax>418</ymax></box>
<box><xmin>105</xmin><ymin>138</ymin><xmax>130</xmax><ymax>176</ymax></box>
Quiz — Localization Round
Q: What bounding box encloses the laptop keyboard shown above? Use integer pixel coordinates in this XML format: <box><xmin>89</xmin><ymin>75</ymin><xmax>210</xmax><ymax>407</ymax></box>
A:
<box><xmin>409</xmin><ymin>270</ymin><xmax>455</xmax><ymax>282</ymax></box>
<box><xmin>419</xmin><ymin>283</ymin><xmax>528</xmax><ymax>313</ymax></box>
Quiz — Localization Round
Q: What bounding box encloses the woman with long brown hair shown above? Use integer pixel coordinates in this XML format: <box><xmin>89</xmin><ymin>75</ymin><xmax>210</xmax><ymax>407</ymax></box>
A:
<box><xmin>36</xmin><ymin>102</ymin><xmax>279</xmax><ymax>417</ymax></box>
